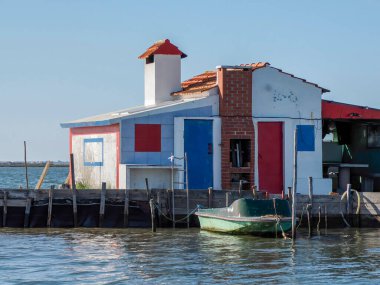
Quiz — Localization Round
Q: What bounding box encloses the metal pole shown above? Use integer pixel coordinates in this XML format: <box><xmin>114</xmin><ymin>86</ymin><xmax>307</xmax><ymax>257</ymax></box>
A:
<box><xmin>24</xmin><ymin>141</ymin><xmax>29</xmax><ymax>189</ymax></box>
<box><xmin>291</xmin><ymin>128</ymin><xmax>298</xmax><ymax>240</ymax></box>
<box><xmin>308</xmin><ymin>177</ymin><xmax>313</xmax><ymax>237</ymax></box>
<box><xmin>171</xmin><ymin>154</ymin><xmax>175</xmax><ymax>229</ymax></box>
<box><xmin>185</xmin><ymin>152</ymin><xmax>189</xmax><ymax>228</ymax></box>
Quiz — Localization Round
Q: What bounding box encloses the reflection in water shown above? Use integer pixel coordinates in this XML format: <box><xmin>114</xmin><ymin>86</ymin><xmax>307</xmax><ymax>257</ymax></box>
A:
<box><xmin>0</xmin><ymin>228</ymin><xmax>379</xmax><ymax>284</ymax></box>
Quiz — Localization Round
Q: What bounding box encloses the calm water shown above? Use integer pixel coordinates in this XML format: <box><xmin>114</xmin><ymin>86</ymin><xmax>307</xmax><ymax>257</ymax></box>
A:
<box><xmin>0</xmin><ymin>166</ymin><xmax>69</xmax><ymax>189</ymax></box>
<box><xmin>0</xmin><ymin>168</ymin><xmax>380</xmax><ymax>284</ymax></box>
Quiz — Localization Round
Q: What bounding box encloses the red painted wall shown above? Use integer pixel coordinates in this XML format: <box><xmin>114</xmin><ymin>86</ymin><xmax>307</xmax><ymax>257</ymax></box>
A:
<box><xmin>69</xmin><ymin>124</ymin><xmax>120</xmax><ymax>188</ymax></box>
<box><xmin>258</xmin><ymin>122</ymin><xmax>284</xmax><ymax>194</ymax></box>
<box><xmin>217</xmin><ymin>67</ymin><xmax>255</xmax><ymax>190</ymax></box>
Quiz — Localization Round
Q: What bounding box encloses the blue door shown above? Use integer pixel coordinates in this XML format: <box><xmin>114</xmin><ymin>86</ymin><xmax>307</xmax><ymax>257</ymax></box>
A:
<box><xmin>184</xmin><ymin>119</ymin><xmax>213</xmax><ymax>189</ymax></box>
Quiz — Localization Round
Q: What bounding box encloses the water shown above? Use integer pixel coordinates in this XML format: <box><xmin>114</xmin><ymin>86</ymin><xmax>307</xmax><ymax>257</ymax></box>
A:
<box><xmin>0</xmin><ymin>166</ymin><xmax>69</xmax><ymax>189</ymax></box>
<box><xmin>0</xmin><ymin>167</ymin><xmax>380</xmax><ymax>284</ymax></box>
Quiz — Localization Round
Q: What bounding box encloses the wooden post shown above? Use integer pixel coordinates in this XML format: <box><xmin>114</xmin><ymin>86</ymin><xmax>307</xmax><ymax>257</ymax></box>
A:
<box><xmin>3</xmin><ymin>191</ymin><xmax>7</xmax><ymax>227</ymax></box>
<box><xmin>252</xmin><ymin>186</ymin><xmax>257</xmax><ymax>199</ymax></box>
<box><xmin>308</xmin><ymin>177</ymin><xmax>313</xmax><ymax>237</ymax></box>
<box><xmin>157</xmin><ymin>191</ymin><xmax>162</xmax><ymax>227</ymax></box>
<box><xmin>24</xmin><ymin>191</ymin><xmax>32</xmax><ymax>228</ymax></box>
<box><xmin>346</xmin><ymin>184</ymin><xmax>352</xmax><ymax>225</ymax></box>
<box><xmin>70</xmin><ymin>153</ymin><xmax>77</xmax><ymax>227</ymax></box>
<box><xmin>185</xmin><ymin>152</ymin><xmax>190</xmax><ymax>229</ymax></box>
<box><xmin>35</xmin><ymin>161</ymin><xmax>51</xmax><ymax>190</ymax></box>
<box><xmin>24</xmin><ymin>141</ymin><xmax>29</xmax><ymax>189</ymax></box>
<box><xmin>291</xmin><ymin>128</ymin><xmax>298</xmax><ymax>240</ymax></box>
<box><xmin>145</xmin><ymin>178</ymin><xmax>150</xmax><ymax>199</ymax></box>
<box><xmin>208</xmin><ymin>187</ymin><xmax>213</xmax><ymax>208</ymax></box>
<box><xmin>99</xmin><ymin>182</ymin><xmax>106</xmax><ymax>227</ymax></box>
<box><xmin>47</xmin><ymin>186</ymin><xmax>53</xmax><ymax>227</ymax></box>
<box><xmin>171</xmin><ymin>154</ymin><xmax>175</xmax><ymax>229</ymax></box>
<box><xmin>226</xmin><ymin>192</ymin><xmax>230</xmax><ymax>207</ymax></box>
<box><xmin>287</xmin><ymin>187</ymin><xmax>292</xmax><ymax>201</ymax></box>
<box><xmin>238</xmin><ymin>180</ymin><xmax>242</xmax><ymax>198</ymax></box>
<box><xmin>149</xmin><ymin>198</ymin><xmax>156</xmax><ymax>232</ymax></box>
<box><xmin>123</xmin><ymin>189</ymin><xmax>129</xmax><ymax>228</ymax></box>
<box><xmin>324</xmin><ymin>204</ymin><xmax>328</xmax><ymax>234</ymax></box>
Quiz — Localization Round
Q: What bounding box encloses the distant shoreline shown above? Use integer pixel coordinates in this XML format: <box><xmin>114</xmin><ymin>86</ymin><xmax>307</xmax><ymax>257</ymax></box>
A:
<box><xmin>0</xmin><ymin>162</ymin><xmax>69</xmax><ymax>167</ymax></box>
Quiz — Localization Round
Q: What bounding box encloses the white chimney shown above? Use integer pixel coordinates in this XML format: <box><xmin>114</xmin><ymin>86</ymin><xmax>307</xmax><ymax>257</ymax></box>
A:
<box><xmin>139</xmin><ymin>39</ymin><xmax>187</xmax><ymax>106</ymax></box>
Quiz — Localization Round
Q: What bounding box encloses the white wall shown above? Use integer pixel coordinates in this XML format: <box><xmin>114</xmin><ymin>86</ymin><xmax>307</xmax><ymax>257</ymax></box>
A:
<box><xmin>72</xmin><ymin>133</ymin><xmax>117</xmax><ymax>189</ymax></box>
<box><xmin>144</xmin><ymin>54</ymin><xmax>181</xmax><ymax>106</ymax></box>
<box><xmin>252</xmin><ymin>67</ymin><xmax>331</xmax><ymax>194</ymax></box>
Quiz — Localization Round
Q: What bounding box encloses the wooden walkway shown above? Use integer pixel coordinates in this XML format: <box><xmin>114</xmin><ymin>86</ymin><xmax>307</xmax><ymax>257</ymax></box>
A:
<box><xmin>0</xmin><ymin>189</ymin><xmax>379</xmax><ymax>228</ymax></box>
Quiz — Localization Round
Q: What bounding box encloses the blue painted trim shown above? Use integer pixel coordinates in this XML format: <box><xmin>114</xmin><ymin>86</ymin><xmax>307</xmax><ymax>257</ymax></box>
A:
<box><xmin>83</xmin><ymin>138</ymin><xmax>104</xmax><ymax>166</ymax></box>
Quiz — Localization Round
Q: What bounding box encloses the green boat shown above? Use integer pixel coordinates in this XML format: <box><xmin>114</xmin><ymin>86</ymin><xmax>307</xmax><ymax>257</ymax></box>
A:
<box><xmin>195</xmin><ymin>198</ymin><xmax>292</xmax><ymax>236</ymax></box>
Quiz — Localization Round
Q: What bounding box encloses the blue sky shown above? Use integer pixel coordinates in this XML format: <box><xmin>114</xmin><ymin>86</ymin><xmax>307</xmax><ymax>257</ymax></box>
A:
<box><xmin>1</xmin><ymin>0</ymin><xmax>380</xmax><ymax>161</ymax></box>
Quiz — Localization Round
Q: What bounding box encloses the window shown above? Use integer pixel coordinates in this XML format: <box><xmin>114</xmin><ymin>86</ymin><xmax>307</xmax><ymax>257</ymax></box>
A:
<box><xmin>297</xmin><ymin>125</ymin><xmax>315</xmax><ymax>151</ymax></box>
<box><xmin>83</xmin><ymin>138</ymin><xmax>103</xmax><ymax>166</ymax></box>
<box><xmin>135</xmin><ymin>124</ymin><xmax>161</xmax><ymax>152</ymax></box>
<box><xmin>367</xmin><ymin>125</ymin><xmax>380</xmax><ymax>148</ymax></box>
<box><xmin>146</xmin><ymin>55</ymin><xmax>154</xmax><ymax>64</ymax></box>
<box><xmin>230</xmin><ymin>139</ymin><xmax>251</xmax><ymax>167</ymax></box>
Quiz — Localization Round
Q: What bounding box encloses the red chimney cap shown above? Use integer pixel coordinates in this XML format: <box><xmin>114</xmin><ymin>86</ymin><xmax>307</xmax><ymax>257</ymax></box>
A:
<box><xmin>138</xmin><ymin>39</ymin><xmax>187</xmax><ymax>59</ymax></box>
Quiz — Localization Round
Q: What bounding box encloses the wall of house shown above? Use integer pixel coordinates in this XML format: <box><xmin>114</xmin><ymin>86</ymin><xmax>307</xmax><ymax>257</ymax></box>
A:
<box><xmin>119</xmin><ymin>96</ymin><xmax>219</xmax><ymax>189</ymax></box>
<box><xmin>217</xmin><ymin>67</ymin><xmax>255</xmax><ymax>190</ymax></box>
<box><xmin>252</xmin><ymin>67</ymin><xmax>331</xmax><ymax>194</ymax></box>
<box><xmin>70</xmin><ymin>124</ymin><xmax>120</xmax><ymax>189</ymax></box>
<box><xmin>144</xmin><ymin>54</ymin><xmax>181</xmax><ymax>105</ymax></box>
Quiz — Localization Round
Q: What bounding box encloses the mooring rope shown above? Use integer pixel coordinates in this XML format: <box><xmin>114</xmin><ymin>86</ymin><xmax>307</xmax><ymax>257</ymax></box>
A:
<box><xmin>153</xmin><ymin>202</ymin><xmax>200</xmax><ymax>224</ymax></box>
<box><xmin>339</xmin><ymin>189</ymin><xmax>361</xmax><ymax>227</ymax></box>
<box><xmin>272</xmin><ymin>198</ymin><xmax>288</xmax><ymax>239</ymax></box>
<box><xmin>296</xmin><ymin>205</ymin><xmax>306</xmax><ymax>230</ymax></box>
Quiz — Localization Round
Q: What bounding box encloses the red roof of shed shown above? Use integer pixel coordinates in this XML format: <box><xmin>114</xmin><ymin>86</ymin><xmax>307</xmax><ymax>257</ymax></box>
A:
<box><xmin>322</xmin><ymin>100</ymin><xmax>380</xmax><ymax>120</ymax></box>
<box><xmin>138</xmin><ymin>39</ymin><xmax>187</xmax><ymax>59</ymax></box>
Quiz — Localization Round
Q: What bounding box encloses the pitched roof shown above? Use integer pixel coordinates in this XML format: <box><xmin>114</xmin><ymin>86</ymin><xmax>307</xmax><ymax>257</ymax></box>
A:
<box><xmin>172</xmin><ymin>71</ymin><xmax>217</xmax><ymax>96</ymax></box>
<box><xmin>322</xmin><ymin>100</ymin><xmax>380</xmax><ymax>120</ymax></box>
<box><xmin>138</xmin><ymin>39</ymin><xmax>187</xmax><ymax>59</ymax></box>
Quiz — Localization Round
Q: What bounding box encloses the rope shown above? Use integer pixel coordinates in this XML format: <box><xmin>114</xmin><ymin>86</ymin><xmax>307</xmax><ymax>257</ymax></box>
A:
<box><xmin>154</xmin><ymin>202</ymin><xmax>199</xmax><ymax>224</ymax></box>
<box><xmin>339</xmin><ymin>189</ymin><xmax>361</xmax><ymax>227</ymax></box>
<box><xmin>296</xmin><ymin>205</ymin><xmax>306</xmax><ymax>230</ymax></box>
<box><xmin>272</xmin><ymin>198</ymin><xmax>288</xmax><ymax>239</ymax></box>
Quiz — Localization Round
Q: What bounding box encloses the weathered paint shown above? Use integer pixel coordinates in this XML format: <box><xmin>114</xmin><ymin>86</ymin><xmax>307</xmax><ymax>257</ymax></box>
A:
<box><xmin>70</xmin><ymin>124</ymin><xmax>120</xmax><ymax>189</ymax></box>
<box><xmin>184</xmin><ymin>119</ymin><xmax>213</xmax><ymax>189</ymax></box>
<box><xmin>252</xmin><ymin>66</ymin><xmax>331</xmax><ymax>194</ymax></box>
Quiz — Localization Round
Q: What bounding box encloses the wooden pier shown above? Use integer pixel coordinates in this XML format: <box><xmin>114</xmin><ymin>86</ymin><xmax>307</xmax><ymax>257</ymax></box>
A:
<box><xmin>0</xmin><ymin>188</ymin><xmax>379</xmax><ymax>228</ymax></box>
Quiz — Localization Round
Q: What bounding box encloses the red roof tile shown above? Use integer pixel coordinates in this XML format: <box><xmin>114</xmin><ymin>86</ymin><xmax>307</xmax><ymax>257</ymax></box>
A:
<box><xmin>138</xmin><ymin>39</ymin><xmax>187</xmax><ymax>59</ymax></box>
<box><xmin>322</xmin><ymin>100</ymin><xmax>380</xmax><ymax>120</ymax></box>
<box><xmin>172</xmin><ymin>71</ymin><xmax>217</xmax><ymax>96</ymax></box>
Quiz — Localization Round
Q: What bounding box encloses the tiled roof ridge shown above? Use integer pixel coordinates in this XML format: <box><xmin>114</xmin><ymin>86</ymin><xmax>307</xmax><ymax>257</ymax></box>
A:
<box><xmin>138</xmin><ymin>39</ymin><xmax>187</xmax><ymax>59</ymax></box>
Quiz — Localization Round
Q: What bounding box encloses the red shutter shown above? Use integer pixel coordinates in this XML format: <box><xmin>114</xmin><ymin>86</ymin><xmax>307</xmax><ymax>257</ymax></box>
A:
<box><xmin>135</xmin><ymin>124</ymin><xmax>161</xmax><ymax>152</ymax></box>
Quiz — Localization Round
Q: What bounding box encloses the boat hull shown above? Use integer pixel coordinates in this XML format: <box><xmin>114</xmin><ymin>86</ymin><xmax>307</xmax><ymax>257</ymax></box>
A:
<box><xmin>197</xmin><ymin>215</ymin><xmax>292</xmax><ymax>235</ymax></box>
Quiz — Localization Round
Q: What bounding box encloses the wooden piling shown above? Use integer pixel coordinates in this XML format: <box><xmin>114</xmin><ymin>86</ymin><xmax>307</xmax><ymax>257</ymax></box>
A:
<box><xmin>346</xmin><ymin>184</ymin><xmax>352</xmax><ymax>225</ymax></box>
<box><xmin>226</xmin><ymin>191</ymin><xmax>230</xmax><ymax>207</ymax></box>
<box><xmin>157</xmin><ymin>191</ymin><xmax>162</xmax><ymax>227</ymax></box>
<box><xmin>123</xmin><ymin>189</ymin><xmax>129</xmax><ymax>228</ymax></box>
<box><xmin>35</xmin><ymin>161</ymin><xmax>50</xmax><ymax>190</ymax></box>
<box><xmin>24</xmin><ymin>141</ymin><xmax>29</xmax><ymax>190</ymax></box>
<box><xmin>291</xmin><ymin>128</ymin><xmax>298</xmax><ymax>240</ymax></box>
<box><xmin>47</xmin><ymin>186</ymin><xmax>53</xmax><ymax>227</ymax></box>
<box><xmin>252</xmin><ymin>186</ymin><xmax>257</xmax><ymax>199</ymax></box>
<box><xmin>238</xmin><ymin>180</ymin><xmax>242</xmax><ymax>198</ymax></box>
<box><xmin>308</xmin><ymin>177</ymin><xmax>313</xmax><ymax>237</ymax></box>
<box><xmin>145</xmin><ymin>178</ymin><xmax>150</xmax><ymax>199</ymax></box>
<box><xmin>208</xmin><ymin>187</ymin><xmax>213</xmax><ymax>208</ymax></box>
<box><xmin>287</xmin><ymin>187</ymin><xmax>292</xmax><ymax>201</ymax></box>
<box><xmin>317</xmin><ymin>205</ymin><xmax>321</xmax><ymax>234</ymax></box>
<box><xmin>149</xmin><ymin>198</ymin><xmax>156</xmax><ymax>232</ymax></box>
<box><xmin>24</xmin><ymin>191</ymin><xmax>32</xmax><ymax>228</ymax></box>
<box><xmin>70</xmin><ymin>154</ymin><xmax>78</xmax><ymax>227</ymax></box>
<box><xmin>3</xmin><ymin>191</ymin><xmax>7</xmax><ymax>227</ymax></box>
<box><xmin>99</xmin><ymin>182</ymin><xmax>106</xmax><ymax>227</ymax></box>
<box><xmin>324</xmin><ymin>205</ymin><xmax>328</xmax><ymax>233</ymax></box>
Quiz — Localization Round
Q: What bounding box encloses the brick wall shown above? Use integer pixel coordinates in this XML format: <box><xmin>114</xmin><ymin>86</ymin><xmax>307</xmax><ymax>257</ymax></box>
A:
<box><xmin>217</xmin><ymin>67</ymin><xmax>255</xmax><ymax>190</ymax></box>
